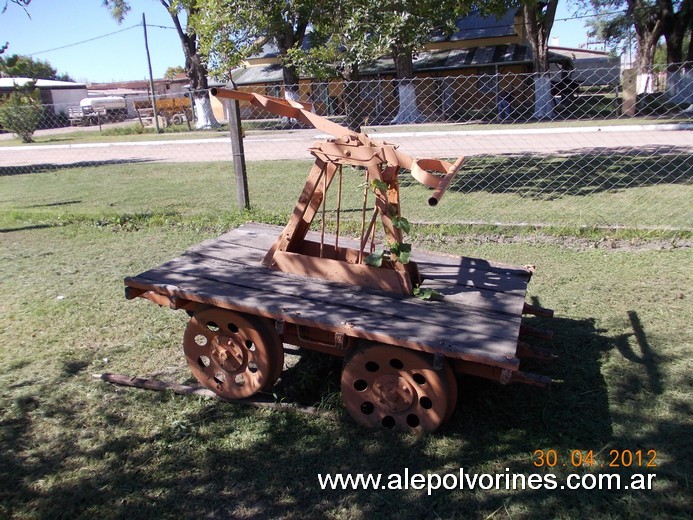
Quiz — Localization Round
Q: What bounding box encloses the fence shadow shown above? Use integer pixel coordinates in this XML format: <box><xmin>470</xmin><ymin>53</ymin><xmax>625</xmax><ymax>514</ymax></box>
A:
<box><xmin>398</xmin><ymin>145</ymin><xmax>692</xmax><ymax>200</ymax></box>
<box><xmin>0</xmin><ymin>159</ymin><xmax>153</xmax><ymax>177</ymax></box>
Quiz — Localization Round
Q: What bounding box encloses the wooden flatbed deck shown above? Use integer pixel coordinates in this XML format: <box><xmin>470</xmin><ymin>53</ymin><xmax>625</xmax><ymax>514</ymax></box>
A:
<box><xmin>124</xmin><ymin>223</ymin><xmax>533</xmax><ymax>371</ymax></box>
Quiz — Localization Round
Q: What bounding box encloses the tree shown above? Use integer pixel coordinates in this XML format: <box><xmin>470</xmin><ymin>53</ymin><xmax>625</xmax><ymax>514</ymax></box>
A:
<box><xmin>193</xmin><ymin>0</ymin><xmax>320</xmax><ymax>102</ymax></box>
<box><xmin>379</xmin><ymin>0</ymin><xmax>466</xmax><ymax>123</ymax></box>
<box><xmin>0</xmin><ymin>54</ymin><xmax>73</xmax><ymax>80</ymax></box>
<box><xmin>0</xmin><ymin>82</ymin><xmax>43</xmax><ymax>143</ymax></box>
<box><xmin>289</xmin><ymin>0</ymin><xmax>470</xmax><ymax>124</ymax></box>
<box><xmin>578</xmin><ymin>0</ymin><xmax>691</xmax><ymax>90</ymax></box>
<box><xmin>284</xmin><ymin>0</ymin><xmax>389</xmax><ymax>130</ymax></box>
<box><xmin>660</xmin><ymin>0</ymin><xmax>692</xmax><ymax>68</ymax></box>
<box><xmin>103</xmin><ymin>0</ymin><xmax>219</xmax><ymax>129</ymax></box>
<box><xmin>164</xmin><ymin>65</ymin><xmax>185</xmax><ymax>79</ymax></box>
<box><xmin>521</xmin><ymin>0</ymin><xmax>559</xmax><ymax>118</ymax></box>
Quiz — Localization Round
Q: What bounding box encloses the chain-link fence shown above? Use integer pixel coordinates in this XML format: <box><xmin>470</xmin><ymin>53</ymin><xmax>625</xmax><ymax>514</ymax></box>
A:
<box><xmin>1</xmin><ymin>64</ymin><xmax>691</xmax><ymax>230</ymax></box>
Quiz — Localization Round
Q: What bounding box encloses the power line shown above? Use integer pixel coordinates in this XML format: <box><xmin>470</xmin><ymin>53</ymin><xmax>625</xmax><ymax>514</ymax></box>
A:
<box><xmin>26</xmin><ymin>23</ymin><xmax>157</xmax><ymax>56</ymax></box>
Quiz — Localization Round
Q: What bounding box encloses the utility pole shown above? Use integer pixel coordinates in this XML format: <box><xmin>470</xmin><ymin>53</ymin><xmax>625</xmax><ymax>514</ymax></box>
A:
<box><xmin>142</xmin><ymin>13</ymin><xmax>161</xmax><ymax>133</ymax></box>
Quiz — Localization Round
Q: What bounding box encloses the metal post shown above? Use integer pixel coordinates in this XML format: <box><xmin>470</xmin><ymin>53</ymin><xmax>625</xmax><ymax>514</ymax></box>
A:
<box><xmin>226</xmin><ymin>83</ymin><xmax>250</xmax><ymax>210</ymax></box>
<box><xmin>142</xmin><ymin>13</ymin><xmax>161</xmax><ymax>133</ymax></box>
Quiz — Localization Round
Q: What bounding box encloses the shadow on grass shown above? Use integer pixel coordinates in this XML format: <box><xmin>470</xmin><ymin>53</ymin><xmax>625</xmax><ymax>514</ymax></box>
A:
<box><xmin>400</xmin><ymin>146</ymin><xmax>693</xmax><ymax>200</ymax></box>
<box><xmin>0</xmin><ymin>159</ymin><xmax>153</xmax><ymax>177</ymax></box>
<box><xmin>0</xmin><ymin>224</ymin><xmax>55</xmax><ymax>233</ymax></box>
<box><xmin>0</xmin><ymin>308</ymin><xmax>688</xmax><ymax>519</ymax></box>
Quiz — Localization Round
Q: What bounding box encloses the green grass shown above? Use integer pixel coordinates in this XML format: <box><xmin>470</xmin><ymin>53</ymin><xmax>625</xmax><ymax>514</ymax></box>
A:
<box><xmin>0</xmin><ymin>124</ymin><xmax>232</xmax><ymax>147</ymax></box>
<box><xmin>1</xmin><ymin>156</ymin><xmax>690</xmax><ymax>231</ymax></box>
<box><xmin>0</xmin><ymin>160</ymin><xmax>691</xmax><ymax>519</ymax></box>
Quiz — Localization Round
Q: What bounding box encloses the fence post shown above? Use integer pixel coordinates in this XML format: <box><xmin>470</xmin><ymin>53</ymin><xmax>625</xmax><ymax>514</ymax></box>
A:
<box><xmin>622</xmin><ymin>68</ymin><xmax>637</xmax><ymax>116</ymax></box>
<box><xmin>226</xmin><ymin>87</ymin><xmax>250</xmax><ymax>210</ymax></box>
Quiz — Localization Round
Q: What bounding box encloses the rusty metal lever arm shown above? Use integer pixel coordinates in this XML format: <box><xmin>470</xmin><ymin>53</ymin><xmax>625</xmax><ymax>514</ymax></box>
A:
<box><xmin>212</xmin><ymin>87</ymin><xmax>464</xmax><ymax>203</ymax></box>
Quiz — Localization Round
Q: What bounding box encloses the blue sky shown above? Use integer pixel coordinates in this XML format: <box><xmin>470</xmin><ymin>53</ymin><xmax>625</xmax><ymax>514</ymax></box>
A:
<box><xmin>2</xmin><ymin>0</ymin><xmax>591</xmax><ymax>84</ymax></box>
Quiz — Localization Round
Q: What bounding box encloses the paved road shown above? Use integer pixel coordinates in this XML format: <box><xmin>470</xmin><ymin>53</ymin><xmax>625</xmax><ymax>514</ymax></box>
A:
<box><xmin>2</xmin><ymin>124</ymin><xmax>692</xmax><ymax>168</ymax></box>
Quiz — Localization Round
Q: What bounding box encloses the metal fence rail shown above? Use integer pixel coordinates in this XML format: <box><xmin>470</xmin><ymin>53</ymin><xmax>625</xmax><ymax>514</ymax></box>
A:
<box><xmin>1</xmin><ymin>65</ymin><xmax>691</xmax><ymax>230</ymax></box>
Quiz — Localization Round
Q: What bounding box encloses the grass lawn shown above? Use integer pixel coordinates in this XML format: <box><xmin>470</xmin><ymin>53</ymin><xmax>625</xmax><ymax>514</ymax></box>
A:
<box><xmin>0</xmin><ymin>160</ymin><xmax>691</xmax><ymax>519</ymax></box>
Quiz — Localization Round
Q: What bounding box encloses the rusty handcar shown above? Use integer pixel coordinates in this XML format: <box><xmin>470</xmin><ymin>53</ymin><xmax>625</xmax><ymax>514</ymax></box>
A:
<box><xmin>123</xmin><ymin>88</ymin><xmax>554</xmax><ymax>433</ymax></box>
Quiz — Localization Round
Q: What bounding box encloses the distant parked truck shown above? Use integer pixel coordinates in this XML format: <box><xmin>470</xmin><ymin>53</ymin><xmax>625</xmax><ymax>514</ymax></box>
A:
<box><xmin>134</xmin><ymin>97</ymin><xmax>193</xmax><ymax>127</ymax></box>
<box><xmin>69</xmin><ymin>96</ymin><xmax>127</xmax><ymax>126</ymax></box>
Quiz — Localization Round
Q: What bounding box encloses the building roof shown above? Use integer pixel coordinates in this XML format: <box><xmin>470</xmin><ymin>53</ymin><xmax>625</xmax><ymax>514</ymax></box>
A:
<box><xmin>232</xmin><ymin>44</ymin><xmax>572</xmax><ymax>85</ymax></box>
<box><xmin>433</xmin><ymin>9</ymin><xmax>519</xmax><ymax>42</ymax></box>
<box><xmin>0</xmin><ymin>77</ymin><xmax>86</xmax><ymax>90</ymax></box>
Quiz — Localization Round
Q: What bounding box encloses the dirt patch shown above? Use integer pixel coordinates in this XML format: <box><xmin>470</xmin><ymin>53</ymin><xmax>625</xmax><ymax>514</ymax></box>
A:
<box><xmin>415</xmin><ymin>233</ymin><xmax>692</xmax><ymax>253</ymax></box>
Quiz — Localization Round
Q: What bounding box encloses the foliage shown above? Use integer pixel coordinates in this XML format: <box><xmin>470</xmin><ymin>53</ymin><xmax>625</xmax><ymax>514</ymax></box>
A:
<box><xmin>104</xmin><ymin>1</ymin><xmax>209</xmax><ymax>91</ymax></box>
<box><xmin>164</xmin><ymin>65</ymin><xmax>185</xmax><ymax>79</ymax></box>
<box><xmin>574</xmin><ymin>0</ymin><xmax>691</xmax><ymax>69</ymax></box>
<box><xmin>190</xmin><ymin>0</ymin><xmax>263</xmax><ymax>81</ymax></box>
<box><xmin>0</xmin><ymin>53</ymin><xmax>72</xmax><ymax>81</ymax></box>
<box><xmin>0</xmin><ymin>84</ymin><xmax>42</xmax><ymax>143</ymax></box>
<box><xmin>193</xmin><ymin>0</ymin><xmax>321</xmax><ymax>87</ymax></box>
<box><xmin>285</xmin><ymin>0</ymin><xmax>387</xmax><ymax>81</ymax></box>
<box><xmin>363</xmin><ymin>178</ymin><xmax>412</xmax><ymax>267</ymax></box>
<box><xmin>101</xmin><ymin>0</ymin><xmax>129</xmax><ymax>23</ymax></box>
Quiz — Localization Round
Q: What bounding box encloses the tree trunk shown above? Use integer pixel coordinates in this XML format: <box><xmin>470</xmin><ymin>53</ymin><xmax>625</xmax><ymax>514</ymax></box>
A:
<box><xmin>391</xmin><ymin>46</ymin><xmax>422</xmax><ymax>124</ymax></box>
<box><xmin>661</xmin><ymin>0</ymin><xmax>692</xmax><ymax>70</ymax></box>
<box><xmin>523</xmin><ymin>1</ymin><xmax>557</xmax><ymax>119</ymax></box>
<box><xmin>342</xmin><ymin>63</ymin><xmax>364</xmax><ymax>132</ymax></box>
<box><xmin>635</xmin><ymin>30</ymin><xmax>657</xmax><ymax>93</ymax></box>
<box><xmin>163</xmin><ymin>2</ymin><xmax>219</xmax><ymax>129</ymax></box>
<box><xmin>282</xmin><ymin>63</ymin><xmax>301</xmax><ymax>102</ymax></box>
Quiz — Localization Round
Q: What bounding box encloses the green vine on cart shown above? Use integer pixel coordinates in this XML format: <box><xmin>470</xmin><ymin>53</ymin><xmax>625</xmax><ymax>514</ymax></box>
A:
<box><xmin>363</xmin><ymin>179</ymin><xmax>411</xmax><ymax>267</ymax></box>
<box><xmin>362</xmin><ymin>179</ymin><xmax>443</xmax><ymax>301</ymax></box>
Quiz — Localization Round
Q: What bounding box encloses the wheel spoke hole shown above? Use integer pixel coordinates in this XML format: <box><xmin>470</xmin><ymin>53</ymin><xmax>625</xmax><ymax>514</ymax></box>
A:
<box><xmin>194</xmin><ymin>334</ymin><xmax>207</xmax><ymax>346</ymax></box>
<box><xmin>412</xmin><ymin>373</ymin><xmax>427</xmax><ymax>385</ymax></box>
<box><xmin>419</xmin><ymin>396</ymin><xmax>433</xmax><ymax>409</ymax></box>
<box><xmin>227</xmin><ymin>322</ymin><xmax>239</xmax><ymax>333</ymax></box>
<box><xmin>389</xmin><ymin>358</ymin><xmax>404</xmax><ymax>369</ymax></box>
<box><xmin>213</xmin><ymin>372</ymin><xmax>226</xmax><ymax>385</ymax></box>
<box><xmin>245</xmin><ymin>340</ymin><xmax>256</xmax><ymax>351</ymax></box>
<box><xmin>381</xmin><ymin>416</ymin><xmax>396</xmax><ymax>429</ymax></box>
<box><xmin>248</xmin><ymin>362</ymin><xmax>258</xmax><ymax>374</ymax></box>
<box><xmin>360</xmin><ymin>402</ymin><xmax>374</xmax><ymax>415</ymax></box>
<box><xmin>206</xmin><ymin>321</ymin><xmax>219</xmax><ymax>332</ymax></box>
<box><xmin>197</xmin><ymin>355</ymin><xmax>210</xmax><ymax>368</ymax></box>
<box><xmin>234</xmin><ymin>374</ymin><xmax>245</xmax><ymax>386</ymax></box>
<box><xmin>406</xmin><ymin>414</ymin><xmax>420</xmax><ymax>428</ymax></box>
<box><xmin>365</xmin><ymin>361</ymin><xmax>379</xmax><ymax>372</ymax></box>
<box><xmin>353</xmin><ymin>379</ymin><xmax>368</xmax><ymax>391</ymax></box>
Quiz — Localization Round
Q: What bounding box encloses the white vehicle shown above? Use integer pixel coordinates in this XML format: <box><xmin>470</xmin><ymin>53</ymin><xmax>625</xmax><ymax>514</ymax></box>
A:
<box><xmin>69</xmin><ymin>96</ymin><xmax>128</xmax><ymax>125</ymax></box>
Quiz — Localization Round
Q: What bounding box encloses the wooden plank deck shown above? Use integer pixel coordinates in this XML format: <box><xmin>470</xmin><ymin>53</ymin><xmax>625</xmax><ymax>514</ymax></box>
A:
<box><xmin>125</xmin><ymin>223</ymin><xmax>532</xmax><ymax>370</ymax></box>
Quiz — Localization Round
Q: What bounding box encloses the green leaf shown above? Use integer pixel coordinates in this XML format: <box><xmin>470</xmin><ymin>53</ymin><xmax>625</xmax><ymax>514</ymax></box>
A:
<box><xmin>413</xmin><ymin>287</ymin><xmax>444</xmax><ymax>301</ymax></box>
<box><xmin>388</xmin><ymin>241</ymin><xmax>411</xmax><ymax>264</ymax></box>
<box><xmin>370</xmin><ymin>179</ymin><xmax>388</xmax><ymax>193</ymax></box>
<box><xmin>364</xmin><ymin>249</ymin><xmax>384</xmax><ymax>267</ymax></box>
<box><xmin>392</xmin><ymin>216</ymin><xmax>411</xmax><ymax>234</ymax></box>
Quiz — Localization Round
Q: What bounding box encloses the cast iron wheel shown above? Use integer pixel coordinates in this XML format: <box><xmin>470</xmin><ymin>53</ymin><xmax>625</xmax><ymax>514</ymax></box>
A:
<box><xmin>341</xmin><ymin>344</ymin><xmax>454</xmax><ymax>432</ymax></box>
<box><xmin>183</xmin><ymin>307</ymin><xmax>284</xmax><ymax>399</ymax></box>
